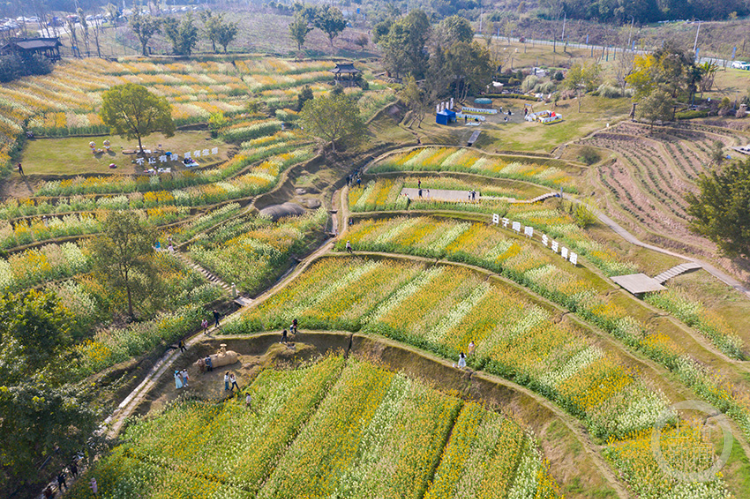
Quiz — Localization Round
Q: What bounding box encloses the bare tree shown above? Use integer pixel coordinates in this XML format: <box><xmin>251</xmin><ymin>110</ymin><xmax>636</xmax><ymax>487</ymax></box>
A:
<box><xmin>614</xmin><ymin>47</ymin><xmax>635</xmax><ymax>95</ymax></box>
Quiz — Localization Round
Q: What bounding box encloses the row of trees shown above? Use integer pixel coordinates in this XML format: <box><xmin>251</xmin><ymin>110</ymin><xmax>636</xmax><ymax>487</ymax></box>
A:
<box><xmin>372</xmin><ymin>11</ymin><xmax>493</xmax><ymax>125</ymax></box>
<box><xmin>130</xmin><ymin>9</ymin><xmax>238</xmax><ymax>56</ymax></box>
<box><xmin>288</xmin><ymin>5</ymin><xmax>347</xmax><ymax>51</ymax></box>
<box><xmin>540</xmin><ymin>0</ymin><xmax>750</xmax><ymax>23</ymax></box>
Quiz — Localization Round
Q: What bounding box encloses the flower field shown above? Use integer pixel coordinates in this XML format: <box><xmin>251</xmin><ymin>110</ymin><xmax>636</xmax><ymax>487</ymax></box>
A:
<box><xmin>230</xmin><ymin>257</ymin><xmax>671</xmax><ymax>440</ymax></box>
<box><xmin>188</xmin><ymin>208</ymin><xmax>327</xmax><ymax>294</ymax></box>
<box><xmin>1</xmin><ymin>56</ymin><xmax>391</xmax><ymax>172</ymax></box>
<box><xmin>67</xmin><ymin>357</ymin><xmax>561</xmax><ymax>499</ymax></box>
<box><xmin>371</xmin><ymin>147</ymin><xmax>577</xmax><ymax>191</ymax></box>
<box><xmin>337</xmin><ymin>216</ymin><xmax>750</xmax><ymax>447</ymax></box>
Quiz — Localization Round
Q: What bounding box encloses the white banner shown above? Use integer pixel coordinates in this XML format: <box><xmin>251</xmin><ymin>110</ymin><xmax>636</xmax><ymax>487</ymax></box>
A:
<box><xmin>542</xmin><ymin>234</ymin><xmax>548</xmax><ymax>247</ymax></box>
<box><xmin>561</xmin><ymin>247</ymin><xmax>568</xmax><ymax>259</ymax></box>
<box><xmin>492</xmin><ymin>213</ymin><xmax>500</xmax><ymax>224</ymax></box>
<box><xmin>551</xmin><ymin>241</ymin><xmax>558</xmax><ymax>253</ymax></box>
<box><xmin>569</xmin><ymin>252</ymin><xmax>578</xmax><ymax>265</ymax></box>
<box><xmin>512</xmin><ymin>221</ymin><xmax>521</xmax><ymax>233</ymax></box>
<box><xmin>524</xmin><ymin>226</ymin><xmax>534</xmax><ymax>238</ymax></box>
<box><xmin>502</xmin><ymin>218</ymin><xmax>509</xmax><ymax>228</ymax></box>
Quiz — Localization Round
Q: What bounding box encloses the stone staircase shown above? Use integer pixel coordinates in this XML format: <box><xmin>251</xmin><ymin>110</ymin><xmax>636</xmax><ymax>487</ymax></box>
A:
<box><xmin>653</xmin><ymin>262</ymin><xmax>702</xmax><ymax>284</ymax></box>
<box><xmin>173</xmin><ymin>251</ymin><xmax>253</xmax><ymax>307</ymax></box>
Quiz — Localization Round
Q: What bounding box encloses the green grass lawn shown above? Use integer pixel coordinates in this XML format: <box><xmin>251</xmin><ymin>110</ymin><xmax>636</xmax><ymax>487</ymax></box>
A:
<box><xmin>21</xmin><ymin>131</ymin><xmax>228</xmax><ymax>176</ymax></box>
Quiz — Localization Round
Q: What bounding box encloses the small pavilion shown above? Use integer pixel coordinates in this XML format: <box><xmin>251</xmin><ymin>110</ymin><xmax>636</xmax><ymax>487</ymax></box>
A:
<box><xmin>1</xmin><ymin>38</ymin><xmax>63</xmax><ymax>62</ymax></box>
<box><xmin>330</xmin><ymin>62</ymin><xmax>360</xmax><ymax>85</ymax></box>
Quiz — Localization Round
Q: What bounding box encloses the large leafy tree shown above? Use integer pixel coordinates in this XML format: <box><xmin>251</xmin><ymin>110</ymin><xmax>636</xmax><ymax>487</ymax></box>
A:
<box><xmin>90</xmin><ymin>211</ymin><xmax>159</xmax><ymax>319</ymax></box>
<box><xmin>129</xmin><ymin>10</ymin><xmax>161</xmax><ymax>56</ymax></box>
<box><xmin>636</xmin><ymin>86</ymin><xmax>674</xmax><ymax>131</ymax></box>
<box><xmin>626</xmin><ymin>44</ymin><xmax>701</xmax><ymax>101</ymax></box>
<box><xmin>686</xmin><ymin>159</ymin><xmax>750</xmax><ymax>258</ymax></box>
<box><xmin>565</xmin><ymin>61</ymin><xmax>602</xmax><ymax>112</ymax></box>
<box><xmin>0</xmin><ymin>290</ymin><xmax>98</xmax><ymax>496</ymax></box>
<box><xmin>445</xmin><ymin>41</ymin><xmax>493</xmax><ymax>101</ymax></box>
<box><xmin>163</xmin><ymin>13</ymin><xmax>199</xmax><ymax>56</ymax></box>
<box><xmin>100</xmin><ymin>83</ymin><xmax>175</xmax><ymax>154</ymax></box>
<box><xmin>300</xmin><ymin>92</ymin><xmax>365</xmax><ymax>151</ymax></box>
<box><xmin>314</xmin><ymin>6</ymin><xmax>346</xmax><ymax>47</ymax></box>
<box><xmin>289</xmin><ymin>13</ymin><xmax>312</xmax><ymax>52</ymax></box>
<box><xmin>437</xmin><ymin>15</ymin><xmax>474</xmax><ymax>46</ymax></box>
<box><xmin>377</xmin><ymin>9</ymin><xmax>431</xmax><ymax>79</ymax></box>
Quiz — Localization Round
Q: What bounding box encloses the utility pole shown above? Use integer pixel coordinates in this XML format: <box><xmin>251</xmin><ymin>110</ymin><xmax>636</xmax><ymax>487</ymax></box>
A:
<box><xmin>561</xmin><ymin>11</ymin><xmax>566</xmax><ymax>43</ymax></box>
<box><xmin>626</xmin><ymin>16</ymin><xmax>634</xmax><ymax>51</ymax></box>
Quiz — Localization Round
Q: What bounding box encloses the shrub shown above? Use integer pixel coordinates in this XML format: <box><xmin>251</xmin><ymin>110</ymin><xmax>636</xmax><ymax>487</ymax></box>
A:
<box><xmin>597</xmin><ymin>84</ymin><xmax>622</xmax><ymax>98</ymax></box>
<box><xmin>578</xmin><ymin>145</ymin><xmax>601</xmax><ymax>165</ymax></box>
<box><xmin>554</xmin><ymin>71</ymin><xmax>564</xmax><ymax>81</ymax></box>
<box><xmin>534</xmin><ymin>81</ymin><xmax>556</xmax><ymax>94</ymax></box>
<box><xmin>521</xmin><ymin>75</ymin><xmax>539</xmax><ymax>92</ymax></box>
<box><xmin>675</xmin><ymin>110</ymin><xmax>708</xmax><ymax>120</ymax></box>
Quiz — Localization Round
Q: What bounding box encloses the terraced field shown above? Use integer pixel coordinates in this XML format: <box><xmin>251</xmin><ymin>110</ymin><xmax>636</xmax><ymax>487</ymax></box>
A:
<box><xmin>66</xmin><ymin>356</ymin><xmax>561</xmax><ymax>499</ymax></box>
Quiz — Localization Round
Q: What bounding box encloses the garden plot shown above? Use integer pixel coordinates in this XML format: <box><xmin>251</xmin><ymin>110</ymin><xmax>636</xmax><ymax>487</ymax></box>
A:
<box><xmin>370</xmin><ymin>147</ymin><xmax>578</xmax><ymax>192</ymax></box>
<box><xmin>188</xmin><ymin>208</ymin><xmax>327</xmax><ymax>294</ymax></box>
<box><xmin>224</xmin><ymin>256</ymin><xmax>733</xmax><ymax>497</ymax></box>
<box><xmin>66</xmin><ymin>357</ymin><xmax>562</xmax><ymax>499</ymax></box>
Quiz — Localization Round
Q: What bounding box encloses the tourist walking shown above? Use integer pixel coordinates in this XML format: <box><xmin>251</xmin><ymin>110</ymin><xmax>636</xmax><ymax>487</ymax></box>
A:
<box><xmin>178</xmin><ymin>340</ymin><xmax>186</xmax><ymax>352</ymax></box>
<box><xmin>213</xmin><ymin>309</ymin><xmax>221</xmax><ymax>327</ymax></box>
<box><xmin>201</xmin><ymin>318</ymin><xmax>209</xmax><ymax>334</ymax></box>
<box><xmin>346</xmin><ymin>241</ymin><xmax>353</xmax><ymax>254</ymax></box>
<box><xmin>246</xmin><ymin>392</ymin><xmax>252</xmax><ymax>408</ymax></box>
<box><xmin>57</xmin><ymin>471</ymin><xmax>67</xmax><ymax>491</ymax></box>
<box><xmin>17</xmin><ymin>163</ymin><xmax>23</xmax><ymax>176</ymax></box>
<box><xmin>70</xmin><ymin>462</ymin><xmax>78</xmax><ymax>479</ymax></box>
<box><xmin>230</xmin><ymin>373</ymin><xmax>239</xmax><ymax>391</ymax></box>
<box><xmin>174</xmin><ymin>371</ymin><xmax>183</xmax><ymax>389</ymax></box>
<box><xmin>292</xmin><ymin>318</ymin><xmax>298</xmax><ymax>334</ymax></box>
<box><xmin>467</xmin><ymin>340</ymin><xmax>475</xmax><ymax>356</ymax></box>
<box><xmin>224</xmin><ymin>372</ymin><xmax>230</xmax><ymax>391</ymax></box>
<box><xmin>281</xmin><ymin>328</ymin><xmax>288</xmax><ymax>343</ymax></box>
<box><xmin>356</xmin><ymin>177</ymin><xmax>361</xmax><ymax>188</ymax></box>
<box><xmin>417</xmin><ymin>179</ymin><xmax>421</xmax><ymax>189</ymax></box>
<box><xmin>205</xmin><ymin>356</ymin><xmax>213</xmax><ymax>372</ymax></box>
<box><xmin>43</xmin><ymin>485</ymin><xmax>54</xmax><ymax>498</ymax></box>
<box><xmin>181</xmin><ymin>369</ymin><xmax>189</xmax><ymax>387</ymax></box>
<box><xmin>90</xmin><ymin>478</ymin><xmax>98</xmax><ymax>496</ymax></box>
<box><xmin>457</xmin><ymin>352</ymin><xmax>467</xmax><ymax>369</ymax></box>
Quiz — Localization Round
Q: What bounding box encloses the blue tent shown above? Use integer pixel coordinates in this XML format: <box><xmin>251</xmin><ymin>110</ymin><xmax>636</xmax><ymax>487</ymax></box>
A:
<box><xmin>436</xmin><ymin>109</ymin><xmax>456</xmax><ymax>125</ymax></box>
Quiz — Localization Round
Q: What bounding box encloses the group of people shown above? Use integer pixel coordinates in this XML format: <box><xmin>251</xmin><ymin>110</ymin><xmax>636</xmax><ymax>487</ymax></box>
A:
<box><xmin>280</xmin><ymin>318</ymin><xmax>299</xmax><ymax>343</ymax></box>
<box><xmin>456</xmin><ymin>340</ymin><xmax>476</xmax><ymax>369</ymax></box>
<box><xmin>346</xmin><ymin>173</ymin><xmax>362</xmax><ymax>188</ymax></box>
<box><xmin>43</xmin><ymin>460</ymin><xmax>79</xmax><ymax>498</ymax></box>
<box><xmin>224</xmin><ymin>371</ymin><xmax>240</xmax><ymax>392</ymax></box>
<box><xmin>174</xmin><ymin>368</ymin><xmax>190</xmax><ymax>388</ymax></box>
<box><xmin>468</xmin><ymin>189</ymin><xmax>479</xmax><ymax>202</ymax></box>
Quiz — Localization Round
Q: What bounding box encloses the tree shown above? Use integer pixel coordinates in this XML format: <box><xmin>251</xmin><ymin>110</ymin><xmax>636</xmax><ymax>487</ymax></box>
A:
<box><xmin>100</xmin><ymin>83</ymin><xmax>175</xmax><ymax>154</ymax></box>
<box><xmin>399</xmin><ymin>76</ymin><xmax>427</xmax><ymax>128</ymax></box>
<box><xmin>354</xmin><ymin>34</ymin><xmax>369</xmax><ymax>51</ymax></box>
<box><xmin>626</xmin><ymin>44</ymin><xmax>700</xmax><ymax>101</ymax></box>
<box><xmin>299</xmin><ymin>92</ymin><xmax>365</xmax><ymax>151</ymax></box>
<box><xmin>709</xmin><ymin>140</ymin><xmax>725</xmax><ymax>165</ymax></box>
<box><xmin>698</xmin><ymin>61</ymin><xmax>718</xmax><ymax>94</ymax></box>
<box><xmin>201</xmin><ymin>10</ymin><xmax>238</xmax><ymax>54</ymax></box>
<box><xmin>201</xmin><ymin>10</ymin><xmax>221</xmax><ymax>53</ymax></box>
<box><xmin>90</xmin><ymin>211</ymin><xmax>158</xmax><ymax>318</ymax></box>
<box><xmin>91</xmin><ymin>16</ymin><xmax>103</xmax><ymax>58</ymax></box>
<box><xmin>686</xmin><ymin>158</ymin><xmax>750</xmax><ymax>258</ymax></box>
<box><xmin>446</xmin><ymin>41</ymin><xmax>493</xmax><ymax>101</ymax></box>
<box><xmin>129</xmin><ymin>11</ymin><xmax>161</xmax><ymax>56</ymax></box>
<box><xmin>297</xmin><ymin>84</ymin><xmax>314</xmax><ymax>111</ymax></box>
<box><xmin>0</xmin><ymin>290</ymin><xmax>99</xmax><ymax>496</ymax></box>
<box><xmin>565</xmin><ymin>61</ymin><xmax>601</xmax><ymax>112</ymax></box>
<box><xmin>637</xmin><ymin>86</ymin><xmax>673</xmax><ymax>131</ymax></box>
<box><xmin>314</xmin><ymin>6</ymin><xmax>346</xmax><ymax>48</ymax></box>
<box><xmin>216</xmin><ymin>19</ymin><xmax>238</xmax><ymax>53</ymax></box>
<box><xmin>438</xmin><ymin>15</ymin><xmax>474</xmax><ymax>45</ymax></box>
<box><xmin>77</xmin><ymin>8</ymin><xmax>90</xmax><ymax>56</ymax></box>
<box><xmin>289</xmin><ymin>13</ymin><xmax>312</xmax><ymax>52</ymax></box>
<box><xmin>377</xmin><ymin>9</ymin><xmax>431</xmax><ymax>79</ymax></box>
<box><xmin>163</xmin><ymin>14</ymin><xmax>199</xmax><ymax>56</ymax></box>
